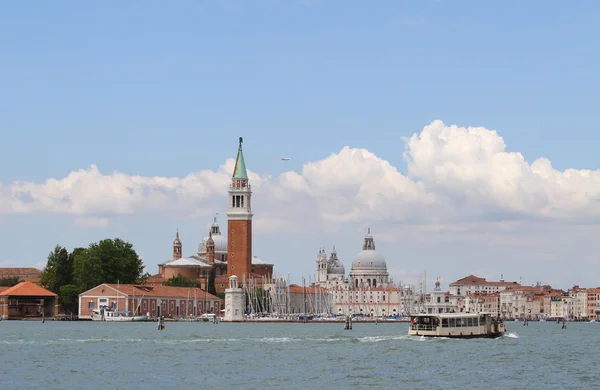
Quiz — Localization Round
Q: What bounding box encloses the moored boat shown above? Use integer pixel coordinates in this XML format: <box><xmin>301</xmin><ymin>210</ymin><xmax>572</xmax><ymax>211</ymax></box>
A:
<box><xmin>408</xmin><ymin>312</ymin><xmax>506</xmax><ymax>338</ymax></box>
<box><xmin>91</xmin><ymin>308</ymin><xmax>149</xmax><ymax>322</ymax></box>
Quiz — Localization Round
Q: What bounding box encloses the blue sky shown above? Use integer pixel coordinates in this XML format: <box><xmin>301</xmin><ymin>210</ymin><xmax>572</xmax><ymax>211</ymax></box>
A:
<box><xmin>1</xmin><ymin>0</ymin><xmax>599</xmax><ymax>290</ymax></box>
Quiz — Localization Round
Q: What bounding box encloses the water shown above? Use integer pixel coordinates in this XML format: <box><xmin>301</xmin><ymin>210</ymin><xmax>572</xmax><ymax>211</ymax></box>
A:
<box><xmin>0</xmin><ymin>320</ymin><xmax>598</xmax><ymax>389</ymax></box>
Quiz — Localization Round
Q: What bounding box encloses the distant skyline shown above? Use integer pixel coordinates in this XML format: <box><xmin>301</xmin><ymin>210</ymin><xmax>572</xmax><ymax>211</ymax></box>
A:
<box><xmin>1</xmin><ymin>1</ymin><xmax>599</xmax><ymax>290</ymax></box>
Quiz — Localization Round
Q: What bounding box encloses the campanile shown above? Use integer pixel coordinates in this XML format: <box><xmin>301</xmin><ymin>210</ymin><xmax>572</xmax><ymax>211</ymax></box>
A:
<box><xmin>226</xmin><ymin>137</ymin><xmax>253</xmax><ymax>281</ymax></box>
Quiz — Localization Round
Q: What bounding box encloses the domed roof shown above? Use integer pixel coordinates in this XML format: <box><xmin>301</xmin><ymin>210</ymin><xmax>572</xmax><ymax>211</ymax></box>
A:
<box><xmin>198</xmin><ymin>217</ymin><xmax>228</xmax><ymax>254</ymax></box>
<box><xmin>327</xmin><ymin>246</ymin><xmax>345</xmax><ymax>275</ymax></box>
<box><xmin>351</xmin><ymin>229</ymin><xmax>387</xmax><ymax>271</ymax></box>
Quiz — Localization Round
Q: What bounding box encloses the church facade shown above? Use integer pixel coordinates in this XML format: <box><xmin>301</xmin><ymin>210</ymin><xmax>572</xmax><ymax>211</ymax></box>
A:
<box><xmin>316</xmin><ymin>229</ymin><xmax>409</xmax><ymax>317</ymax></box>
<box><xmin>147</xmin><ymin>138</ymin><xmax>274</xmax><ymax>293</ymax></box>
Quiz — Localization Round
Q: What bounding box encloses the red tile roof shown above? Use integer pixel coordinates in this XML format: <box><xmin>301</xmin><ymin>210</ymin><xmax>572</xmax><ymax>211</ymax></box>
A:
<box><xmin>450</xmin><ymin>274</ymin><xmax>518</xmax><ymax>286</ymax></box>
<box><xmin>0</xmin><ymin>268</ymin><xmax>42</xmax><ymax>277</ymax></box>
<box><xmin>92</xmin><ymin>283</ymin><xmax>221</xmax><ymax>301</ymax></box>
<box><xmin>0</xmin><ymin>281</ymin><xmax>57</xmax><ymax>297</ymax></box>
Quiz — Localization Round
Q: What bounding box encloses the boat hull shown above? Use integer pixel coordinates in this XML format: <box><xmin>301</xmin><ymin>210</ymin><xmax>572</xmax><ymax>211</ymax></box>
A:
<box><xmin>91</xmin><ymin>312</ymin><xmax>149</xmax><ymax>322</ymax></box>
<box><xmin>409</xmin><ymin>331</ymin><xmax>505</xmax><ymax>339</ymax></box>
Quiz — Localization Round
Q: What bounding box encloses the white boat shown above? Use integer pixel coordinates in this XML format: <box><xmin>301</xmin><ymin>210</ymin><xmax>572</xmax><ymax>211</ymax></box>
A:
<box><xmin>91</xmin><ymin>308</ymin><xmax>149</xmax><ymax>322</ymax></box>
<box><xmin>408</xmin><ymin>312</ymin><xmax>506</xmax><ymax>338</ymax></box>
<box><xmin>199</xmin><ymin>313</ymin><xmax>217</xmax><ymax>322</ymax></box>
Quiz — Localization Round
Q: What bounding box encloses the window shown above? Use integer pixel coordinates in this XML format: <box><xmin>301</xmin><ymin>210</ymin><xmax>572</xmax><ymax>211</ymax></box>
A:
<box><xmin>152</xmin><ymin>301</ymin><xmax>156</xmax><ymax>310</ymax></box>
<box><xmin>88</xmin><ymin>302</ymin><xmax>95</xmax><ymax>309</ymax></box>
<box><xmin>232</xmin><ymin>197</ymin><xmax>235</xmax><ymax>208</ymax></box>
<box><xmin>231</xmin><ymin>229</ymin><xmax>235</xmax><ymax>234</ymax></box>
<box><xmin>231</xmin><ymin>265</ymin><xmax>234</xmax><ymax>269</ymax></box>
<box><xmin>143</xmin><ymin>301</ymin><xmax>147</xmax><ymax>310</ymax></box>
<box><xmin>231</xmin><ymin>241</ymin><xmax>234</xmax><ymax>246</ymax></box>
<box><xmin>241</xmin><ymin>196</ymin><xmax>244</xmax><ymax>208</ymax></box>
<box><xmin>235</xmin><ymin>196</ymin><xmax>241</xmax><ymax>208</ymax></box>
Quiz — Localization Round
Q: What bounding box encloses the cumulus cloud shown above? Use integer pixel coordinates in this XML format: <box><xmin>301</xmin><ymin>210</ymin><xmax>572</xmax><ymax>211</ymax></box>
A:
<box><xmin>1</xmin><ymin>120</ymin><xmax>600</xmax><ymax>233</ymax></box>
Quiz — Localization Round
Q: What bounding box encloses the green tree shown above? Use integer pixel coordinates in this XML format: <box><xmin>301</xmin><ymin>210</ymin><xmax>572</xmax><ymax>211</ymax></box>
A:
<box><xmin>59</xmin><ymin>284</ymin><xmax>80</xmax><ymax>314</ymax></box>
<box><xmin>40</xmin><ymin>245</ymin><xmax>70</xmax><ymax>293</ymax></box>
<box><xmin>207</xmin><ymin>267</ymin><xmax>216</xmax><ymax>295</ymax></box>
<box><xmin>163</xmin><ymin>274</ymin><xmax>201</xmax><ymax>288</ymax></box>
<box><xmin>0</xmin><ymin>276</ymin><xmax>20</xmax><ymax>287</ymax></box>
<box><xmin>73</xmin><ymin>238</ymin><xmax>145</xmax><ymax>292</ymax></box>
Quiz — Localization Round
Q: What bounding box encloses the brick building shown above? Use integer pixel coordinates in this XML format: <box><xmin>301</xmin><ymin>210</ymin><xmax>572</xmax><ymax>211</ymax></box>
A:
<box><xmin>0</xmin><ymin>281</ymin><xmax>58</xmax><ymax>319</ymax></box>
<box><xmin>78</xmin><ymin>283</ymin><xmax>222</xmax><ymax>320</ymax></box>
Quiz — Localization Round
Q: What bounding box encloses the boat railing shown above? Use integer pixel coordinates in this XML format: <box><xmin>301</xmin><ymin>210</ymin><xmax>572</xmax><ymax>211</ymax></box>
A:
<box><xmin>411</xmin><ymin>324</ymin><xmax>436</xmax><ymax>331</ymax></box>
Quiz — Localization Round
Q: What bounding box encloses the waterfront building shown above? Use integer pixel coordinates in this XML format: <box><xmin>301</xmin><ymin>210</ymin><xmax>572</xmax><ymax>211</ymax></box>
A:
<box><xmin>463</xmin><ymin>292</ymin><xmax>500</xmax><ymax>316</ymax></box>
<box><xmin>568</xmin><ymin>286</ymin><xmax>588</xmax><ymax>320</ymax></box>
<box><xmin>449</xmin><ymin>275</ymin><xmax>519</xmax><ymax>297</ymax></box>
<box><xmin>78</xmin><ymin>283</ymin><xmax>222</xmax><ymax>320</ymax></box>
<box><xmin>146</xmin><ymin>138</ymin><xmax>274</xmax><ymax>293</ymax></box>
<box><xmin>0</xmin><ymin>281</ymin><xmax>58</xmax><ymax>319</ymax></box>
<box><xmin>587</xmin><ymin>288</ymin><xmax>600</xmax><ymax>320</ymax></box>
<box><xmin>425</xmin><ymin>278</ymin><xmax>457</xmax><ymax>314</ymax></box>
<box><xmin>549</xmin><ymin>295</ymin><xmax>573</xmax><ymax>319</ymax></box>
<box><xmin>498</xmin><ymin>286</ymin><xmax>548</xmax><ymax>320</ymax></box>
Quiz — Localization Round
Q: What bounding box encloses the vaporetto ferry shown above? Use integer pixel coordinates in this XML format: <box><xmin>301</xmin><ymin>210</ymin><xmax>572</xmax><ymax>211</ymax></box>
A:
<box><xmin>408</xmin><ymin>312</ymin><xmax>506</xmax><ymax>338</ymax></box>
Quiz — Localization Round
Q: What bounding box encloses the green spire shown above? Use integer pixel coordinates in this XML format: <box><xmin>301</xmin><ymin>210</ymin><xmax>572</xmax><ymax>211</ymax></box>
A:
<box><xmin>233</xmin><ymin>137</ymin><xmax>248</xmax><ymax>179</ymax></box>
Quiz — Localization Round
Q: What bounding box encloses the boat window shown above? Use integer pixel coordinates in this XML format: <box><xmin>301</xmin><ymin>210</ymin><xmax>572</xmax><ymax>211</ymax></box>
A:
<box><xmin>442</xmin><ymin>318</ymin><xmax>448</xmax><ymax>327</ymax></box>
<box><xmin>448</xmin><ymin>318</ymin><xmax>455</xmax><ymax>327</ymax></box>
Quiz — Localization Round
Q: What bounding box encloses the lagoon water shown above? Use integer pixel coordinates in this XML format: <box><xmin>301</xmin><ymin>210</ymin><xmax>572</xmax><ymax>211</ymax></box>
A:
<box><xmin>0</xmin><ymin>320</ymin><xmax>598</xmax><ymax>389</ymax></box>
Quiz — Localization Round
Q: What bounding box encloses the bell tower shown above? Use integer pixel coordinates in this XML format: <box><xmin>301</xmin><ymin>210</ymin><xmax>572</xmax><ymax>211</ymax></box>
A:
<box><xmin>227</xmin><ymin>137</ymin><xmax>253</xmax><ymax>281</ymax></box>
<box><xmin>317</xmin><ymin>248</ymin><xmax>328</xmax><ymax>284</ymax></box>
<box><xmin>173</xmin><ymin>230</ymin><xmax>182</xmax><ymax>260</ymax></box>
<box><xmin>206</xmin><ymin>231</ymin><xmax>215</xmax><ymax>265</ymax></box>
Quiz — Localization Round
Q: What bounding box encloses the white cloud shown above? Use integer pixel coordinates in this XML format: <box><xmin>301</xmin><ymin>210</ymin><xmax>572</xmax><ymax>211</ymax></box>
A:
<box><xmin>1</xmin><ymin>120</ymin><xmax>600</xmax><ymax>234</ymax></box>
<box><xmin>72</xmin><ymin>217</ymin><xmax>110</xmax><ymax>229</ymax></box>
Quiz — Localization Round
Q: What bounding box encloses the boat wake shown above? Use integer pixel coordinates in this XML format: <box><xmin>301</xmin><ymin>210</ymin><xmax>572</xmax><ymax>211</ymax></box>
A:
<box><xmin>504</xmin><ymin>332</ymin><xmax>519</xmax><ymax>339</ymax></box>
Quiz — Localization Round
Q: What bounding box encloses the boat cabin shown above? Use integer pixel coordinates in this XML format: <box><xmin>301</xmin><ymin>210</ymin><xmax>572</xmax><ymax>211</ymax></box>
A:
<box><xmin>408</xmin><ymin>312</ymin><xmax>505</xmax><ymax>338</ymax></box>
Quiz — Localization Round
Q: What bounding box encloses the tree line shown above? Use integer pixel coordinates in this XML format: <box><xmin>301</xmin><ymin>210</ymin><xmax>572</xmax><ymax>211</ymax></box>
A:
<box><xmin>40</xmin><ymin>238</ymin><xmax>146</xmax><ymax>314</ymax></box>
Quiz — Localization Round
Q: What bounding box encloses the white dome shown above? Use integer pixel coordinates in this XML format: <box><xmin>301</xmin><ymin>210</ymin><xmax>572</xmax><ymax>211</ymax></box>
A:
<box><xmin>327</xmin><ymin>259</ymin><xmax>345</xmax><ymax>275</ymax></box>
<box><xmin>199</xmin><ymin>234</ymin><xmax>227</xmax><ymax>254</ymax></box>
<box><xmin>351</xmin><ymin>250</ymin><xmax>387</xmax><ymax>270</ymax></box>
<box><xmin>326</xmin><ymin>247</ymin><xmax>345</xmax><ymax>275</ymax></box>
<box><xmin>350</xmin><ymin>229</ymin><xmax>387</xmax><ymax>271</ymax></box>
<box><xmin>198</xmin><ymin>217</ymin><xmax>228</xmax><ymax>255</ymax></box>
